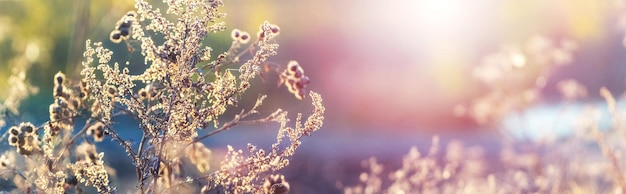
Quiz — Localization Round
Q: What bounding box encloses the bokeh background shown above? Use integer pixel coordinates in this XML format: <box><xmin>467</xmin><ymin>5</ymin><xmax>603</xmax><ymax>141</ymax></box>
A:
<box><xmin>1</xmin><ymin>0</ymin><xmax>626</xmax><ymax>193</ymax></box>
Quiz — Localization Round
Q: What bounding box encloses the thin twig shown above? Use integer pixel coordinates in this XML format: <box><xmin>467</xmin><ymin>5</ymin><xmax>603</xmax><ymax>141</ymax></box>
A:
<box><xmin>136</xmin><ymin>131</ymin><xmax>148</xmax><ymax>183</ymax></box>
<box><xmin>152</xmin><ymin>73</ymin><xmax>179</xmax><ymax>193</ymax></box>
<box><xmin>113</xmin><ymin>104</ymin><xmax>140</xmax><ymax>120</ymax></box>
<box><xmin>106</xmin><ymin>124</ymin><xmax>138</xmax><ymax>158</ymax></box>
<box><xmin>52</xmin><ymin>118</ymin><xmax>93</xmax><ymax>166</ymax></box>
<box><xmin>191</xmin><ymin>95</ymin><xmax>267</xmax><ymax>145</ymax></box>
<box><xmin>592</xmin><ymin>127</ymin><xmax>626</xmax><ymax>191</ymax></box>
<box><xmin>191</xmin><ymin>115</ymin><xmax>275</xmax><ymax>146</ymax></box>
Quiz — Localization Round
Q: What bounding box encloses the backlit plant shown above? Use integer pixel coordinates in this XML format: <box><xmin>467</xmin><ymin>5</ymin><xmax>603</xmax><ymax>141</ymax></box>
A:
<box><xmin>0</xmin><ymin>0</ymin><xmax>324</xmax><ymax>193</ymax></box>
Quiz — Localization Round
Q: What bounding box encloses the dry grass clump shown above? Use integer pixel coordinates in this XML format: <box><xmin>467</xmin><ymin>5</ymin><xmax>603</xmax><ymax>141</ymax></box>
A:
<box><xmin>456</xmin><ymin>36</ymin><xmax>577</xmax><ymax>126</ymax></box>
<box><xmin>345</xmin><ymin>35</ymin><xmax>626</xmax><ymax>193</ymax></box>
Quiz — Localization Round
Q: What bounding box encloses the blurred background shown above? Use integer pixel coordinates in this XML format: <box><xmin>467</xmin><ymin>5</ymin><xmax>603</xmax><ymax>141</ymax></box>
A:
<box><xmin>1</xmin><ymin>0</ymin><xmax>626</xmax><ymax>193</ymax></box>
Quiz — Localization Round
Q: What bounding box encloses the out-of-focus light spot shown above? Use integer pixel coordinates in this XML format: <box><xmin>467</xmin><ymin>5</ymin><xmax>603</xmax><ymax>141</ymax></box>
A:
<box><xmin>551</xmin><ymin>49</ymin><xmax>573</xmax><ymax>65</ymax></box>
<box><xmin>420</xmin><ymin>0</ymin><xmax>469</xmax><ymax>32</ymax></box>
<box><xmin>442</xmin><ymin>170</ymin><xmax>451</xmax><ymax>179</ymax></box>
<box><xmin>510</xmin><ymin>53</ymin><xmax>526</xmax><ymax>68</ymax></box>
<box><xmin>25</xmin><ymin>42</ymin><xmax>40</xmax><ymax>63</ymax></box>
<box><xmin>557</xmin><ymin>79</ymin><xmax>588</xmax><ymax>101</ymax></box>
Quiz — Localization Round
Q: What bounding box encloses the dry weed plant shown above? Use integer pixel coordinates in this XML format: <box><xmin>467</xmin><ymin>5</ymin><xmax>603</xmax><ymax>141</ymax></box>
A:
<box><xmin>455</xmin><ymin>35</ymin><xmax>578</xmax><ymax>127</ymax></box>
<box><xmin>0</xmin><ymin>0</ymin><xmax>324</xmax><ymax>193</ymax></box>
<box><xmin>344</xmin><ymin>35</ymin><xmax>626</xmax><ymax>193</ymax></box>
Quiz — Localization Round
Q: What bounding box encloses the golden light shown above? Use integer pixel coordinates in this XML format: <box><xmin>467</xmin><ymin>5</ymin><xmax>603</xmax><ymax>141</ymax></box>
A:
<box><xmin>418</xmin><ymin>0</ymin><xmax>474</xmax><ymax>34</ymax></box>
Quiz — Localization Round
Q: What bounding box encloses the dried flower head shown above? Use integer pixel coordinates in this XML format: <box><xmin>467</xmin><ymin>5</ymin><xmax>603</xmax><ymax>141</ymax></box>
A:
<box><xmin>79</xmin><ymin>80</ymin><xmax>89</xmax><ymax>99</ymax></box>
<box><xmin>258</xmin><ymin>22</ymin><xmax>280</xmax><ymax>40</ymax></box>
<box><xmin>8</xmin><ymin>127</ymin><xmax>19</xmax><ymax>146</ymax></box>
<box><xmin>263</xmin><ymin>174</ymin><xmax>290</xmax><ymax>194</ymax></box>
<box><xmin>20</xmin><ymin>122</ymin><xmax>35</xmax><ymax>134</ymax></box>
<box><xmin>54</xmin><ymin>71</ymin><xmax>65</xmax><ymax>86</ymax></box>
<box><xmin>280</xmin><ymin>61</ymin><xmax>310</xmax><ymax>99</ymax></box>
<box><xmin>240</xmin><ymin>32</ymin><xmax>251</xmax><ymax>43</ymax></box>
<box><xmin>231</xmin><ymin>28</ymin><xmax>250</xmax><ymax>44</ymax></box>
<box><xmin>69</xmin><ymin>152</ymin><xmax>111</xmax><ymax>193</ymax></box>
<box><xmin>7</xmin><ymin>122</ymin><xmax>40</xmax><ymax>155</ymax></box>
<box><xmin>110</xmin><ymin>11</ymin><xmax>136</xmax><ymax>44</ymax></box>
<box><xmin>105</xmin><ymin>85</ymin><xmax>117</xmax><ymax>98</ymax></box>
<box><xmin>137</xmin><ymin>87</ymin><xmax>149</xmax><ymax>100</ymax></box>
<box><xmin>109</xmin><ymin>30</ymin><xmax>123</xmax><ymax>43</ymax></box>
<box><xmin>86</xmin><ymin>122</ymin><xmax>106</xmax><ymax>142</ymax></box>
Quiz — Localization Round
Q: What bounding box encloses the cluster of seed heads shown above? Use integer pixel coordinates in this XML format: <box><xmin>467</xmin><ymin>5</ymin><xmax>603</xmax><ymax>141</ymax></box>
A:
<box><xmin>231</xmin><ymin>29</ymin><xmax>251</xmax><ymax>44</ymax></box>
<box><xmin>257</xmin><ymin>22</ymin><xmax>280</xmax><ymax>40</ymax></box>
<box><xmin>137</xmin><ymin>83</ymin><xmax>161</xmax><ymax>101</ymax></box>
<box><xmin>109</xmin><ymin>11</ymin><xmax>135</xmax><ymax>44</ymax></box>
<box><xmin>49</xmin><ymin>71</ymin><xmax>82</xmax><ymax>135</ymax></box>
<box><xmin>86</xmin><ymin>122</ymin><xmax>105</xmax><ymax>142</ymax></box>
<box><xmin>8</xmin><ymin>122</ymin><xmax>39</xmax><ymax>155</ymax></box>
<box><xmin>280</xmin><ymin>61</ymin><xmax>310</xmax><ymax>100</ymax></box>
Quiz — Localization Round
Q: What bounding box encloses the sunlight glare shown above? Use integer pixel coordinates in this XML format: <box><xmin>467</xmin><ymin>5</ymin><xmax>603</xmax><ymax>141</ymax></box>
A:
<box><xmin>419</xmin><ymin>0</ymin><xmax>473</xmax><ymax>34</ymax></box>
